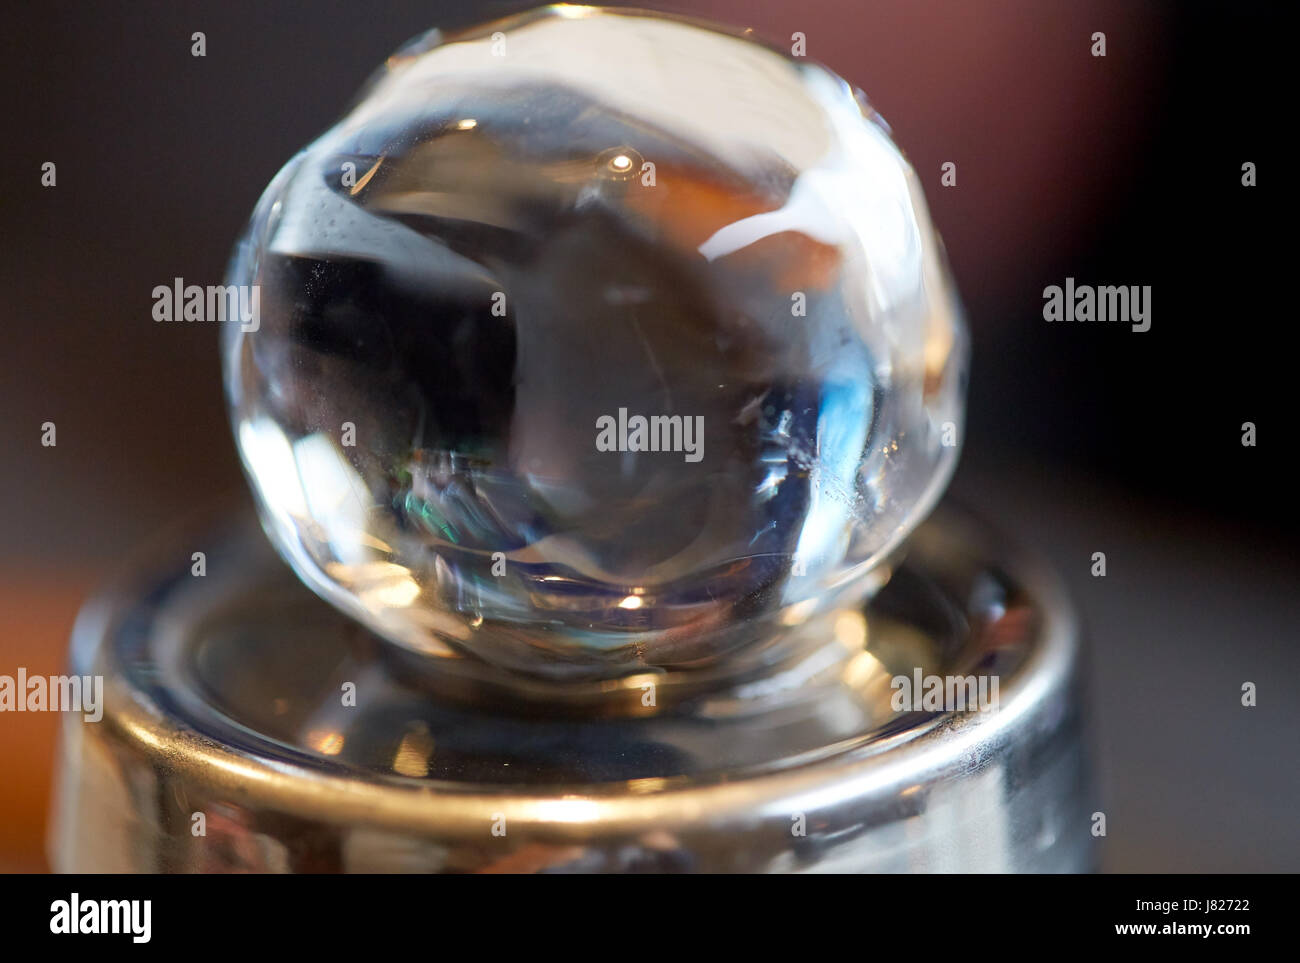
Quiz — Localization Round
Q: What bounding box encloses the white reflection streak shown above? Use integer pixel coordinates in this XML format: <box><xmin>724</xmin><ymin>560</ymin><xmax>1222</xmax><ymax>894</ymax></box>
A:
<box><xmin>293</xmin><ymin>432</ymin><xmax>373</xmax><ymax>567</ymax></box>
<box><xmin>697</xmin><ymin>74</ymin><xmax>920</xmax><ymax>319</ymax></box>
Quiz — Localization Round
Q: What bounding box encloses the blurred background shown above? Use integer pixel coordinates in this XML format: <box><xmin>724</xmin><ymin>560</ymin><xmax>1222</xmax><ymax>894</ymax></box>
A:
<box><xmin>1</xmin><ymin>0</ymin><xmax>1294</xmax><ymax>871</ymax></box>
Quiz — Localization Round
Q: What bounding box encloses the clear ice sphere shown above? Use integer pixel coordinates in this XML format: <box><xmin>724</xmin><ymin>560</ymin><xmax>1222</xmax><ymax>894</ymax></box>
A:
<box><xmin>223</xmin><ymin>6</ymin><xmax>968</xmax><ymax>682</ymax></box>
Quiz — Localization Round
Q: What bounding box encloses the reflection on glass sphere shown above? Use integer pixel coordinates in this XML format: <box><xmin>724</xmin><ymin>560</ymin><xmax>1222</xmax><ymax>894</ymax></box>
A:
<box><xmin>223</xmin><ymin>6</ymin><xmax>967</xmax><ymax>682</ymax></box>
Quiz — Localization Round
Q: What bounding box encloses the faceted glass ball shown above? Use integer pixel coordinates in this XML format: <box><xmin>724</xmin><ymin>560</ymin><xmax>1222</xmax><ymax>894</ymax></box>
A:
<box><xmin>223</xmin><ymin>6</ymin><xmax>967</xmax><ymax>682</ymax></box>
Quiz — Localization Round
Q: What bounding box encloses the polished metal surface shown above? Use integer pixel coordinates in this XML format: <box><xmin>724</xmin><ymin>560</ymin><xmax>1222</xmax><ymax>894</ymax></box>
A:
<box><xmin>49</xmin><ymin>504</ymin><xmax>1092</xmax><ymax>872</ymax></box>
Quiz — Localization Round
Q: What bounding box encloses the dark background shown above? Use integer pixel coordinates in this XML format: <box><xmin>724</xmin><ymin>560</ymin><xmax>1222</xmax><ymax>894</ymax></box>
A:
<box><xmin>2</xmin><ymin>0</ymin><xmax>1295</xmax><ymax>871</ymax></box>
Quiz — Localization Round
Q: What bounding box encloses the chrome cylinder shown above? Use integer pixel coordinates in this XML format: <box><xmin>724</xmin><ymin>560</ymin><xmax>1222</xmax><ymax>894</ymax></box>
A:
<box><xmin>49</xmin><ymin>505</ymin><xmax>1092</xmax><ymax>873</ymax></box>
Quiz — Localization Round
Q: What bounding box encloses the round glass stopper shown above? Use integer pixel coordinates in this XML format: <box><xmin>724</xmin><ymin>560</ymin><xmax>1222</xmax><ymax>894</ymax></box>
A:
<box><xmin>223</xmin><ymin>6</ymin><xmax>968</xmax><ymax>682</ymax></box>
